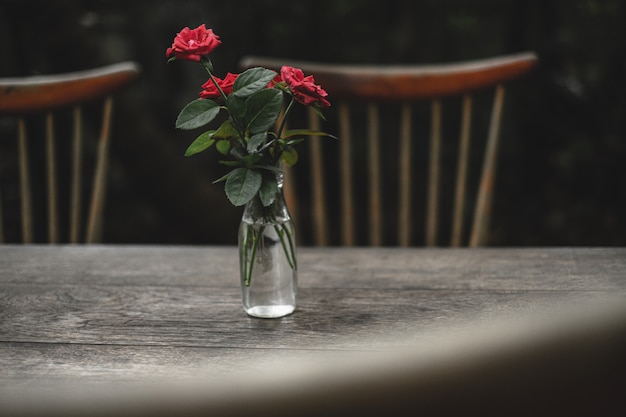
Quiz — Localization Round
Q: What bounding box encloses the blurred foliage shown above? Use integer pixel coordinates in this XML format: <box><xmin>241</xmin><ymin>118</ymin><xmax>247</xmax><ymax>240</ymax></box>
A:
<box><xmin>0</xmin><ymin>0</ymin><xmax>624</xmax><ymax>245</ymax></box>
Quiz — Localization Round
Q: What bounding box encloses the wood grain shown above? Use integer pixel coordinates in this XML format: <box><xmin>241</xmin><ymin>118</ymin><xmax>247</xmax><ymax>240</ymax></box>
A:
<box><xmin>0</xmin><ymin>246</ymin><xmax>625</xmax><ymax>416</ymax></box>
<box><xmin>240</xmin><ymin>53</ymin><xmax>538</xmax><ymax>101</ymax></box>
<box><xmin>0</xmin><ymin>62</ymin><xmax>140</xmax><ymax>114</ymax></box>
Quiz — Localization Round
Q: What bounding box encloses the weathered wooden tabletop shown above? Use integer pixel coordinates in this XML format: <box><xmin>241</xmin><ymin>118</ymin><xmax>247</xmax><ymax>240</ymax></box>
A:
<box><xmin>1</xmin><ymin>246</ymin><xmax>625</xmax><ymax>417</ymax></box>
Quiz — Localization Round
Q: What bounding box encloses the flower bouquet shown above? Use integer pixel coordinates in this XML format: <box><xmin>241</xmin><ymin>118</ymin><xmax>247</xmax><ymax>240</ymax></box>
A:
<box><xmin>167</xmin><ymin>24</ymin><xmax>333</xmax><ymax>318</ymax></box>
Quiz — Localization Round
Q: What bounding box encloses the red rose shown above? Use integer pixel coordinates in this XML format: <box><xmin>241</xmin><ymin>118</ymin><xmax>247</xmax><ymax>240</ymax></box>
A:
<box><xmin>268</xmin><ymin>73</ymin><xmax>283</xmax><ymax>88</ymax></box>
<box><xmin>200</xmin><ymin>72</ymin><xmax>238</xmax><ymax>99</ymax></box>
<box><xmin>280</xmin><ymin>66</ymin><xmax>330</xmax><ymax>108</ymax></box>
<box><xmin>166</xmin><ymin>24</ymin><xmax>221</xmax><ymax>62</ymax></box>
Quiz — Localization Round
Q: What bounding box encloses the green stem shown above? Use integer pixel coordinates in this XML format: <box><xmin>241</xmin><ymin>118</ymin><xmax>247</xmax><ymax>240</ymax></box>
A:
<box><xmin>244</xmin><ymin>201</ymin><xmax>297</xmax><ymax>286</ymax></box>
<box><xmin>201</xmin><ymin>59</ymin><xmax>229</xmax><ymax>102</ymax></box>
<box><xmin>271</xmin><ymin>97</ymin><xmax>296</xmax><ymax>165</ymax></box>
<box><xmin>245</xmin><ymin>225</ymin><xmax>265</xmax><ymax>287</ymax></box>
<box><xmin>242</xmin><ymin>225</ymin><xmax>250</xmax><ymax>284</ymax></box>
<box><xmin>273</xmin><ymin>224</ymin><xmax>296</xmax><ymax>270</ymax></box>
<box><xmin>282</xmin><ymin>223</ymin><xmax>298</xmax><ymax>270</ymax></box>
<box><xmin>276</xmin><ymin>96</ymin><xmax>295</xmax><ymax>139</ymax></box>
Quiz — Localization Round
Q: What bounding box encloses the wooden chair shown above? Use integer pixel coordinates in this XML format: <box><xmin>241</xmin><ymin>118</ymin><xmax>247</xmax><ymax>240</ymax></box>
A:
<box><xmin>240</xmin><ymin>52</ymin><xmax>537</xmax><ymax>247</ymax></box>
<box><xmin>0</xmin><ymin>62</ymin><xmax>140</xmax><ymax>243</ymax></box>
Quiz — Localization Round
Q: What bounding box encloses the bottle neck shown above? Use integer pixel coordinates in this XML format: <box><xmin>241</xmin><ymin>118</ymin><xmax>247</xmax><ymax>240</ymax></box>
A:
<box><xmin>242</xmin><ymin>172</ymin><xmax>290</xmax><ymax>224</ymax></box>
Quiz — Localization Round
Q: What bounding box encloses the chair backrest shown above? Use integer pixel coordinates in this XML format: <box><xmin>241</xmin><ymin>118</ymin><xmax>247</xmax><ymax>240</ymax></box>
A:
<box><xmin>240</xmin><ymin>52</ymin><xmax>537</xmax><ymax>247</ymax></box>
<box><xmin>0</xmin><ymin>62</ymin><xmax>140</xmax><ymax>243</ymax></box>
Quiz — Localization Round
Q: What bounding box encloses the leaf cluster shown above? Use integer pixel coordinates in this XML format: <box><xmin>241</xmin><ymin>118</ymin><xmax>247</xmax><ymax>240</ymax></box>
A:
<box><xmin>176</xmin><ymin>65</ymin><xmax>332</xmax><ymax>207</ymax></box>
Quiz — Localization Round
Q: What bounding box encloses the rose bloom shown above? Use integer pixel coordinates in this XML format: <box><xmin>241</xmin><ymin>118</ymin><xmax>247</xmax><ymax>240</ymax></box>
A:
<box><xmin>268</xmin><ymin>73</ymin><xmax>283</xmax><ymax>88</ymax></box>
<box><xmin>280</xmin><ymin>66</ymin><xmax>330</xmax><ymax>108</ymax></box>
<box><xmin>200</xmin><ymin>72</ymin><xmax>238</xmax><ymax>99</ymax></box>
<box><xmin>166</xmin><ymin>24</ymin><xmax>221</xmax><ymax>62</ymax></box>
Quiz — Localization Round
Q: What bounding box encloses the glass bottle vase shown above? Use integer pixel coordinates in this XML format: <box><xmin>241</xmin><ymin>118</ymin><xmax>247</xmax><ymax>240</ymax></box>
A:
<box><xmin>238</xmin><ymin>174</ymin><xmax>297</xmax><ymax>318</ymax></box>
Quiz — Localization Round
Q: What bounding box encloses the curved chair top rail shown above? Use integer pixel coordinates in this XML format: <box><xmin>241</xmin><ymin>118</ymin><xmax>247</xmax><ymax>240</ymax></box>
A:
<box><xmin>240</xmin><ymin>52</ymin><xmax>538</xmax><ymax>101</ymax></box>
<box><xmin>0</xmin><ymin>61</ymin><xmax>141</xmax><ymax>114</ymax></box>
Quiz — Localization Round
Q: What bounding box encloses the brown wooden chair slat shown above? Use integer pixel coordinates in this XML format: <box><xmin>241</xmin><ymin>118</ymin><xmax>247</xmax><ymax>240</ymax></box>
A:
<box><xmin>240</xmin><ymin>52</ymin><xmax>537</xmax><ymax>246</ymax></box>
<box><xmin>0</xmin><ymin>62</ymin><xmax>140</xmax><ymax>243</ymax></box>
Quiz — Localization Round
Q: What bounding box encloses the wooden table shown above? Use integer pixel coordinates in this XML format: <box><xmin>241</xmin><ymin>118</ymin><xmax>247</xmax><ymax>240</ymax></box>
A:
<box><xmin>1</xmin><ymin>246</ymin><xmax>625</xmax><ymax>416</ymax></box>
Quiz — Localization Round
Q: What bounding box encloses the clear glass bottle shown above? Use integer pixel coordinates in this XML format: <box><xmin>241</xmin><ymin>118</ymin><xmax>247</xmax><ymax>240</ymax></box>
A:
<box><xmin>238</xmin><ymin>173</ymin><xmax>297</xmax><ymax>318</ymax></box>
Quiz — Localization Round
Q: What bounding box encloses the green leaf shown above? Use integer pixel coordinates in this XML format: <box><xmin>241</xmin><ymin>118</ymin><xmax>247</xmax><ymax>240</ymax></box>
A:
<box><xmin>242</xmin><ymin>153</ymin><xmax>264</xmax><ymax>167</ymax></box>
<box><xmin>226</xmin><ymin>95</ymin><xmax>246</xmax><ymax>130</ymax></box>
<box><xmin>311</xmin><ymin>105</ymin><xmax>327</xmax><ymax>121</ymax></box>
<box><xmin>255</xmin><ymin>164</ymin><xmax>283</xmax><ymax>173</ymax></box>
<box><xmin>232</xmin><ymin>68</ymin><xmax>277</xmax><ymax>98</ymax></box>
<box><xmin>212</xmin><ymin>171</ymin><xmax>231</xmax><ymax>184</ymax></box>
<box><xmin>281</xmin><ymin>147</ymin><xmax>298</xmax><ymax>167</ymax></box>
<box><xmin>225</xmin><ymin>168</ymin><xmax>262</xmax><ymax>206</ymax></box>
<box><xmin>176</xmin><ymin>99</ymin><xmax>221</xmax><ymax>130</ymax></box>
<box><xmin>229</xmin><ymin>146</ymin><xmax>248</xmax><ymax>161</ymax></box>
<box><xmin>184</xmin><ymin>131</ymin><xmax>215</xmax><ymax>156</ymax></box>
<box><xmin>245</xmin><ymin>88</ymin><xmax>283</xmax><ymax>135</ymax></box>
<box><xmin>283</xmin><ymin>129</ymin><xmax>336</xmax><ymax>139</ymax></box>
<box><xmin>218</xmin><ymin>160</ymin><xmax>244</xmax><ymax>167</ymax></box>
<box><xmin>216</xmin><ymin>139</ymin><xmax>231</xmax><ymax>155</ymax></box>
<box><xmin>284</xmin><ymin>138</ymin><xmax>304</xmax><ymax>146</ymax></box>
<box><xmin>212</xmin><ymin>120</ymin><xmax>239</xmax><ymax>140</ymax></box>
<box><xmin>247</xmin><ymin>132</ymin><xmax>267</xmax><ymax>153</ymax></box>
<box><xmin>259</xmin><ymin>172</ymin><xmax>278</xmax><ymax>207</ymax></box>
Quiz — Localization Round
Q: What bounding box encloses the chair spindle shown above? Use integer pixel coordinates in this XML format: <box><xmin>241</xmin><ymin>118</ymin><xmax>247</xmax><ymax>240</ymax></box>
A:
<box><xmin>398</xmin><ymin>103</ymin><xmax>413</xmax><ymax>247</ymax></box>
<box><xmin>17</xmin><ymin>118</ymin><xmax>33</xmax><ymax>243</ymax></box>
<box><xmin>70</xmin><ymin>107</ymin><xmax>83</xmax><ymax>243</ymax></box>
<box><xmin>86</xmin><ymin>96</ymin><xmax>113</xmax><ymax>243</ymax></box>
<box><xmin>308</xmin><ymin>107</ymin><xmax>328</xmax><ymax>246</ymax></box>
<box><xmin>367</xmin><ymin>103</ymin><xmax>382</xmax><ymax>246</ymax></box>
<box><xmin>0</xmin><ymin>186</ymin><xmax>3</xmax><ymax>242</ymax></box>
<box><xmin>426</xmin><ymin>100</ymin><xmax>442</xmax><ymax>246</ymax></box>
<box><xmin>470</xmin><ymin>84</ymin><xmax>505</xmax><ymax>247</ymax></box>
<box><xmin>338</xmin><ymin>102</ymin><xmax>354</xmax><ymax>246</ymax></box>
<box><xmin>451</xmin><ymin>95</ymin><xmax>473</xmax><ymax>247</ymax></box>
<box><xmin>45</xmin><ymin>113</ymin><xmax>59</xmax><ymax>243</ymax></box>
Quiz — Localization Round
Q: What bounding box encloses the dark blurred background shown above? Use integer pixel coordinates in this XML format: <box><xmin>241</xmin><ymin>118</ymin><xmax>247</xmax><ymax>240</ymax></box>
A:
<box><xmin>1</xmin><ymin>0</ymin><xmax>624</xmax><ymax>246</ymax></box>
